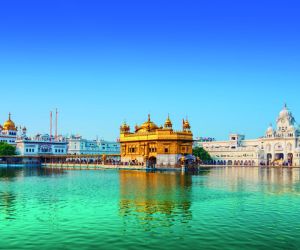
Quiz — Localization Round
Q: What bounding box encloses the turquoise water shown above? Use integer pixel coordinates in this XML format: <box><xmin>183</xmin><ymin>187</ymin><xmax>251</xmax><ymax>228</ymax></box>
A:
<box><xmin>1</xmin><ymin>167</ymin><xmax>300</xmax><ymax>250</ymax></box>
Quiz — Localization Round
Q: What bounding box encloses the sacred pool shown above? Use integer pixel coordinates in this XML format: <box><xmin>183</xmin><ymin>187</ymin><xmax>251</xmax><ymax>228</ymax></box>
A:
<box><xmin>1</xmin><ymin>167</ymin><xmax>300</xmax><ymax>250</ymax></box>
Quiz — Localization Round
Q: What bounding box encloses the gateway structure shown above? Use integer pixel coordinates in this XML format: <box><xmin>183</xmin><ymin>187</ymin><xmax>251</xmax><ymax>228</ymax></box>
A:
<box><xmin>202</xmin><ymin>105</ymin><xmax>300</xmax><ymax>166</ymax></box>
<box><xmin>119</xmin><ymin>115</ymin><xmax>194</xmax><ymax>168</ymax></box>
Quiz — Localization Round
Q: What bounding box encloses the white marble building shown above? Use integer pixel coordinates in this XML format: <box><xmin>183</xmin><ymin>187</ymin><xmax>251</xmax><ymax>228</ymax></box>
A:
<box><xmin>0</xmin><ymin>113</ymin><xmax>18</xmax><ymax>146</ymax></box>
<box><xmin>202</xmin><ymin>105</ymin><xmax>300</xmax><ymax>166</ymax></box>
<box><xmin>16</xmin><ymin>131</ymin><xmax>68</xmax><ymax>156</ymax></box>
<box><xmin>67</xmin><ymin>135</ymin><xmax>120</xmax><ymax>155</ymax></box>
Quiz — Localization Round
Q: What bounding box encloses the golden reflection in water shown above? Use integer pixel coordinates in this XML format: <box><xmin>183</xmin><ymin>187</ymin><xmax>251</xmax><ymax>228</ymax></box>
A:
<box><xmin>119</xmin><ymin>170</ymin><xmax>192</xmax><ymax>228</ymax></box>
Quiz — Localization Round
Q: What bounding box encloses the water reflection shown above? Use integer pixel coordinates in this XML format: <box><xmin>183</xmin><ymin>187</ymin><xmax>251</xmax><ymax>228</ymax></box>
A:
<box><xmin>259</xmin><ymin>168</ymin><xmax>300</xmax><ymax>194</ymax></box>
<box><xmin>0</xmin><ymin>167</ymin><xmax>67</xmax><ymax>181</ymax></box>
<box><xmin>0</xmin><ymin>191</ymin><xmax>17</xmax><ymax>220</ymax></box>
<box><xmin>205</xmin><ymin>167</ymin><xmax>300</xmax><ymax>194</ymax></box>
<box><xmin>0</xmin><ymin>168</ymin><xmax>23</xmax><ymax>181</ymax></box>
<box><xmin>0</xmin><ymin>167</ymin><xmax>67</xmax><ymax>220</ymax></box>
<box><xmin>119</xmin><ymin>170</ymin><xmax>192</xmax><ymax>229</ymax></box>
<box><xmin>24</xmin><ymin>167</ymin><xmax>67</xmax><ymax>178</ymax></box>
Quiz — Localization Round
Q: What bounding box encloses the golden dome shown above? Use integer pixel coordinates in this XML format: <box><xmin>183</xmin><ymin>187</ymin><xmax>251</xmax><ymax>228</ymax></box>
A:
<box><xmin>164</xmin><ymin>114</ymin><xmax>172</xmax><ymax>128</ymax></box>
<box><xmin>3</xmin><ymin>113</ymin><xmax>17</xmax><ymax>131</ymax></box>
<box><xmin>136</xmin><ymin>114</ymin><xmax>159</xmax><ymax>133</ymax></box>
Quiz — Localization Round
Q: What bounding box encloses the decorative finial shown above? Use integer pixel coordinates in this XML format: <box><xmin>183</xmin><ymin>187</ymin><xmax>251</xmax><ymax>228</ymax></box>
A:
<box><xmin>148</xmin><ymin>114</ymin><xmax>151</xmax><ymax>122</ymax></box>
<box><xmin>284</xmin><ymin>103</ymin><xmax>287</xmax><ymax>109</ymax></box>
<box><xmin>8</xmin><ymin>112</ymin><xmax>11</xmax><ymax>120</ymax></box>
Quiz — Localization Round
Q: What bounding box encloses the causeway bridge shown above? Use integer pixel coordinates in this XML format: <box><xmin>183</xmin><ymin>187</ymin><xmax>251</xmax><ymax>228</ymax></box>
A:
<box><xmin>0</xmin><ymin>154</ymin><xmax>121</xmax><ymax>167</ymax></box>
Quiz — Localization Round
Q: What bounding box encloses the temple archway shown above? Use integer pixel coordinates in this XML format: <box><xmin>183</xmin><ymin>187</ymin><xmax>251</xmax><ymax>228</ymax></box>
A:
<box><xmin>148</xmin><ymin>157</ymin><xmax>157</xmax><ymax>168</ymax></box>
<box><xmin>275</xmin><ymin>153</ymin><xmax>284</xmax><ymax>160</ymax></box>
<box><xmin>274</xmin><ymin>153</ymin><xmax>284</xmax><ymax>166</ymax></box>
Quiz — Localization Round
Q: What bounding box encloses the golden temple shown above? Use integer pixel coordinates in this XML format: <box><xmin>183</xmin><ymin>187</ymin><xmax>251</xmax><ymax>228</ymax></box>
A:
<box><xmin>119</xmin><ymin>114</ymin><xmax>194</xmax><ymax>168</ymax></box>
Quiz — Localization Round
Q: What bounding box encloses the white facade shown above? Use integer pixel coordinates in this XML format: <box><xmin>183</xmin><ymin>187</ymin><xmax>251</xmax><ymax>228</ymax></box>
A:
<box><xmin>67</xmin><ymin>135</ymin><xmax>120</xmax><ymax>155</ymax></box>
<box><xmin>16</xmin><ymin>132</ymin><xmax>68</xmax><ymax>156</ymax></box>
<box><xmin>156</xmin><ymin>154</ymin><xmax>178</xmax><ymax>167</ymax></box>
<box><xmin>0</xmin><ymin>129</ymin><xmax>17</xmax><ymax>145</ymax></box>
<box><xmin>201</xmin><ymin>105</ymin><xmax>300</xmax><ymax>166</ymax></box>
<box><xmin>156</xmin><ymin>154</ymin><xmax>195</xmax><ymax>167</ymax></box>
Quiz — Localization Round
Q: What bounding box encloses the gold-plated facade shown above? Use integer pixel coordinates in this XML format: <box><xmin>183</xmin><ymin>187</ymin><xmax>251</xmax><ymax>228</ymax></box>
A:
<box><xmin>119</xmin><ymin>115</ymin><xmax>193</xmax><ymax>168</ymax></box>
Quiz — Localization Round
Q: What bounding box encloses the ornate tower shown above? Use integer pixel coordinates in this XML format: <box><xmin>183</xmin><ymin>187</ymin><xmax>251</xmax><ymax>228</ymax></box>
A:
<box><xmin>164</xmin><ymin>114</ymin><xmax>173</xmax><ymax>129</ymax></box>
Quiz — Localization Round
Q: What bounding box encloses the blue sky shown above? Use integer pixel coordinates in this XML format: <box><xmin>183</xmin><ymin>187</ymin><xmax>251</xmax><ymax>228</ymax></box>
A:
<box><xmin>0</xmin><ymin>0</ymin><xmax>299</xmax><ymax>141</ymax></box>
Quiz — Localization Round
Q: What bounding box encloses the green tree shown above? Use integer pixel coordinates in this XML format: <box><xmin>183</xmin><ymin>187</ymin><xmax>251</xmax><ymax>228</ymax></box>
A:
<box><xmin>0</xmin><ymin>142</ymin><xmax>16</xmax><ymax>156</ymax></box>
<box><xmin>192</xmin><ymin>146</ymin><xmax>212</xmax><ymax>162</ymax></box>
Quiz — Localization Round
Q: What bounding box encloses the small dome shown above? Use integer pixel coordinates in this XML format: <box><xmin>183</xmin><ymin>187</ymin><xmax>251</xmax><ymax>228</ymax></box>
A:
<box><xmin>3</xmin><ymin>113</ymin><xmax>17</xmax><ymax>131</ymax></box>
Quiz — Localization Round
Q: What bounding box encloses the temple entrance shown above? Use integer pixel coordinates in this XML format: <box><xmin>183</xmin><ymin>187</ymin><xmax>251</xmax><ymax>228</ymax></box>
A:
<box><xmin>288</xmin><ymin>153</ymin><xmax>293</xmax><ymax>166</ymax></box>
<box><xmin>148</xmin><ymin>157</ymin><xmax>157</xmax><ymax>168</ymax></box>
<box><xmin>274</xmin><ymin>153</ymin><xmax>284</xmax><ymax>166</ymax></box>
<box><xmin>267</xmin><ymin>153</ymin><xmax>272</xmax><ymax>166</ymax></box>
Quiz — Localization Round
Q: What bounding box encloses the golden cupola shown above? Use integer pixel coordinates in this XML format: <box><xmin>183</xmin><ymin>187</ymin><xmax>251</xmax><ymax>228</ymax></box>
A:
<box><xmin>3</xmin><ymin>113</ymin><xmax>17</xmax><ymax>131</ymax></box>
<box><xmin>182</xmin><ymin>118</ymin><xmax>191</xmax><ymax>131</ymax></box>
<box><xmin>120</xmin><ymin>121</ymin><xmax>130</xmax><ymax>133</ymax></box>
<box><xmin>164</xmin><ymin>114</ymin><xmax>173</xmax><ymax>129</ymax></box>
<box><xmin>135</xmin><ymin>114</ymin><xmax>159</xmax><ymax>133</ymax></box>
